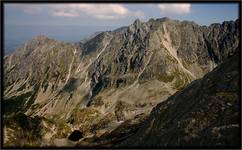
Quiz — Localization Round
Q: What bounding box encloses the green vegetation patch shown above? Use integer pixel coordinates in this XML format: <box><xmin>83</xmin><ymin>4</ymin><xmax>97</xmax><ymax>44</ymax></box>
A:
<box><xmin>3</xmin><ymin>113</ymin><xmax>43</xmax><ymax>147</ymax></box>
<box><xmin>68</xmin><ymin>107</ymin><xmax>102</xmax><ymax>134</ymax></box>
<box><xmin>158</xmin><ymin>74</ymin><xmax>175</xmax><ymax>83</ymax></box>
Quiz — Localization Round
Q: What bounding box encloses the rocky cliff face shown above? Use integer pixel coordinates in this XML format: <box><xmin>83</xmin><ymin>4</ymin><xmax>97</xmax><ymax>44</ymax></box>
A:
<box><xmin>119</xmin><ymin>52</ymin><xmax>240</xmax><ymax>148</ymax></box>
<box><xmin>3</xmin><ymin>17</ymin><xmax>239</xmax><ymax>147</ymax></box>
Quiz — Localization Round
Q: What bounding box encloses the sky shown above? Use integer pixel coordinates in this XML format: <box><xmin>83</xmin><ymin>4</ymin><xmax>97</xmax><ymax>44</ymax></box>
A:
<box><xmin>4</xmin><ymin>3</ymin><xmax>239</xmax><ymax>54</ymax></box>
<box><xmin>4</xmin><ymin>3</ymin><xmax>239</xmax><ymax>26</ymax></box>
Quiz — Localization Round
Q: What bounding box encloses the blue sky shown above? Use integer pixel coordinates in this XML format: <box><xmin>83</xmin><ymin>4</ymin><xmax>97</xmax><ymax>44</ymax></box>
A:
<box><xmin>3</xmin><ymin>3</ymin><xmax>239</xmax><ymax>54</ymax></box>
<box><xmin>5</xmin><ymin>3</ymin><xmax>239</xmax><ymax>27</ymax></box>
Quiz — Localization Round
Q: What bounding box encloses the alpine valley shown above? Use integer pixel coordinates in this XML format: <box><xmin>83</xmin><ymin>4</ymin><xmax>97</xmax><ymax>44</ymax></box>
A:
<box><xmin>3</xmin><ymin>17</ymin><xmax>240</xmax><ymax>148</ymax></box>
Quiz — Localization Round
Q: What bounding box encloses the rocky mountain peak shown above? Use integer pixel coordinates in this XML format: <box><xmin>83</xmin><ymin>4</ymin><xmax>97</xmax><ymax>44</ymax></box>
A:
<box><xmin>113</xmin><ymin>26</ymin><xmax>128</xmax><ymax>33</ymax></box>
<box><xmin>148</xmin><ymin>18</ymin><xmax>155</xmax><ymax>22</ymax></box>
<box><xmin>158</xmin><ymin>17</ymin><xmax>171</xmax><ymax>21</ymax></box>
<box><xmin>13</xmin><ymin>34</ymin><xmax>56</xmax><ymax>58</ymax></box>
<box><xmin>133</xmin><ymin>18</ymin><xmax>141</xmax><ymax>24</ymax></box>
<box><xmin>32</xmin><ymin>34</ymin><xmax>50</xmax><ymax>41</ymax></box>
<box><xmin>27</xmin><ymin>34</ymin><xmax>53</xmax><ymax>46</ymax></box>
<box><xmin>132</xmin><ymin>18</ymin><xmax>143</xmax><ymax>28</ymax></box>
<box><xmin>155</xmin><ymin>17</ymin><xmax>177</xmax><ymax>23</ymax></box>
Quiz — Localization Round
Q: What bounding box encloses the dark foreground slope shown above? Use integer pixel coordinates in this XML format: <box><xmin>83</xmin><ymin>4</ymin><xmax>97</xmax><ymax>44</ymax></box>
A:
<box><xmin>118</xmin><ymin>52</ymin><xmax>240</xmax><ymax>148</ymax></box>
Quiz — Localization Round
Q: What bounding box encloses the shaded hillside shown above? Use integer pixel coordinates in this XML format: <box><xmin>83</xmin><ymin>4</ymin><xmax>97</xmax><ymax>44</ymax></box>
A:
<box><xmin>119</xmin><ymin>53</ymin><xmax>240</xmax><ymax>148</ymax></box>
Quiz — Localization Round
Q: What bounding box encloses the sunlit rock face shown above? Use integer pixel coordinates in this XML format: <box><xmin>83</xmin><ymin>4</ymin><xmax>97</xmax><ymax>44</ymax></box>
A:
<box><xmin>3</xmin><ymin>18</ymin><xmax>239</xmax><ymax>147</ymax></box>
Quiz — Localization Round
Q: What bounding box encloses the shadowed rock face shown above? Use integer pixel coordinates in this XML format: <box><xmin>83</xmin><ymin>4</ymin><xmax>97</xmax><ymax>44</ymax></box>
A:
<box><xmin>3</xmin><ymin>113</ymin><xmax>51</xmax><ymax>147</ymax></box>
<box><xmin>119</xmin><ymin>53</ymin><xmax>240</xmax><ymax>148</ymax></box>
<box><xmin>68</xmin><ymin>130</ymin><xmax>83</xmax><ymax>141</ymax></box>
<box><xmin>3</xmin><ymin>17</ymin><xmax>240</xmax><ymax>147</ymax></box>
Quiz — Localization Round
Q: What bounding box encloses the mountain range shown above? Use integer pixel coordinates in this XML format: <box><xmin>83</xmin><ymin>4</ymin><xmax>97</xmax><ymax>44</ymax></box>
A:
<box><xmin>3</xmin><ymin>17</ymin><xmax>240</xmax><ymax>148</ymax></box>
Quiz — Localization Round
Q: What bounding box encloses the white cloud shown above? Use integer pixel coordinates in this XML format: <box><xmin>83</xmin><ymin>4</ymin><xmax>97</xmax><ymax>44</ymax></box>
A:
<box><xmin>50</xmin><ymin>4</ymin><xmax>145</xmax><ymax>20</ymax></box>
<box><xmin>157</xmin><ymin>4</ymin><xmax>191</xmax><ymax>15</ymax></box>
<box><xmin>8</xmin><ymin>4</ymin><xmax>145</xmax><ymax>20</ymax></box>
<box><xmin>52</xmin><ymin>11</ymin><xmax>79</xmax><ymax>17</ymax></box>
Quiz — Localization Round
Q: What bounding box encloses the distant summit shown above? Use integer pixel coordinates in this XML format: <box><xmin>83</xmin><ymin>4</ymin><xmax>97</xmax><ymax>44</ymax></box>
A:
<box><xmin>32</xmin><ymin>34</ymin><xmax>49</xmax><ymax>40</ymax></box>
